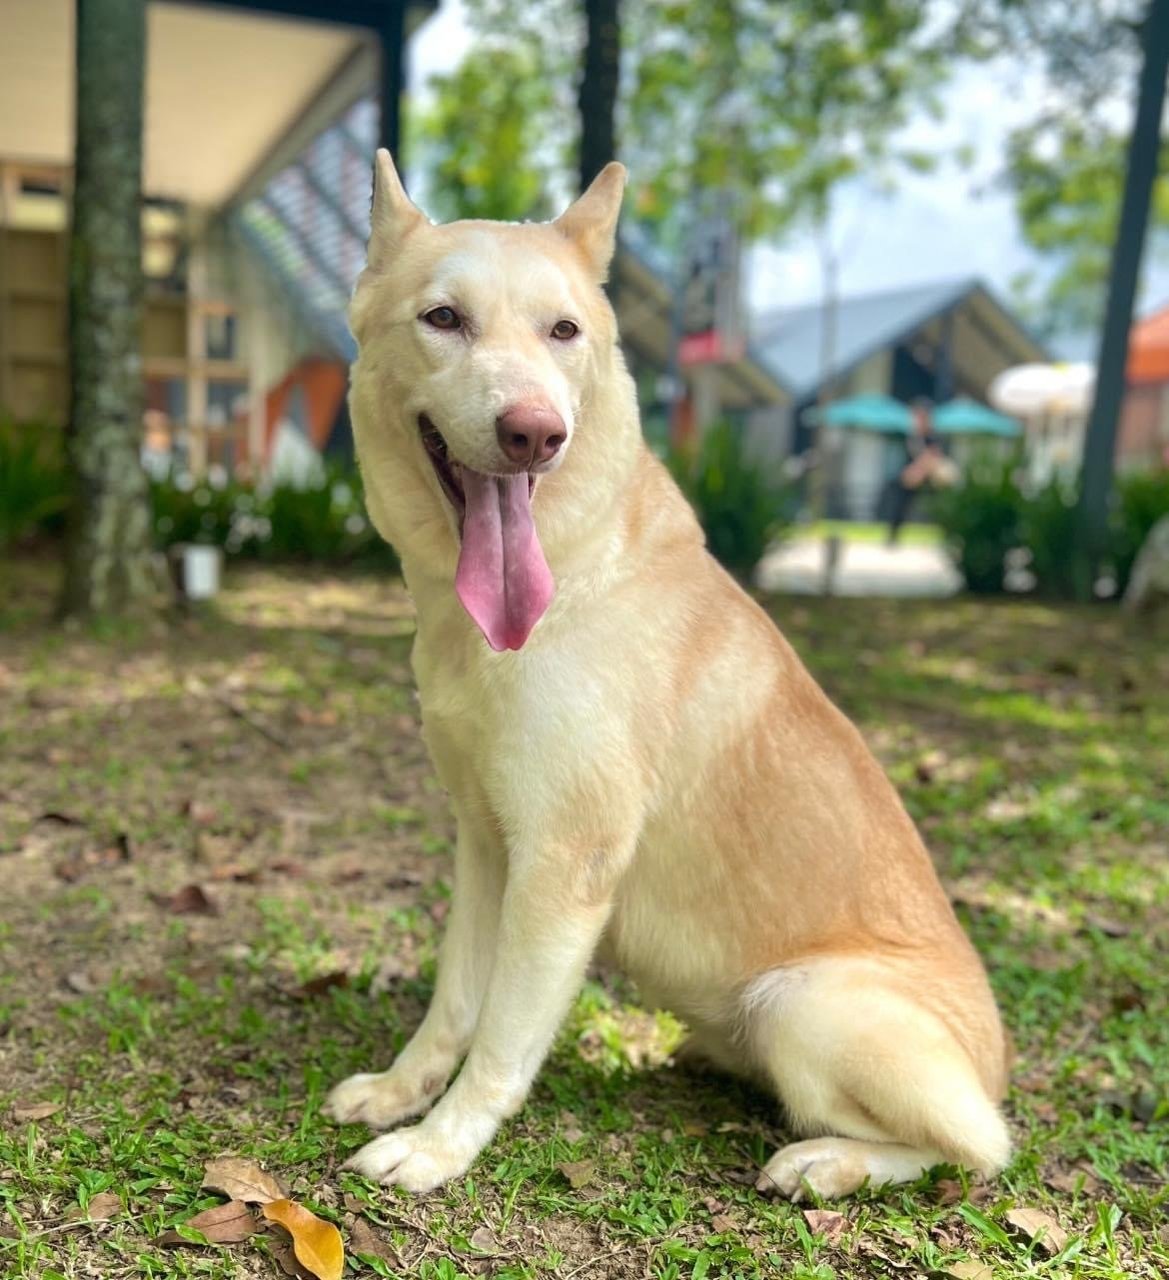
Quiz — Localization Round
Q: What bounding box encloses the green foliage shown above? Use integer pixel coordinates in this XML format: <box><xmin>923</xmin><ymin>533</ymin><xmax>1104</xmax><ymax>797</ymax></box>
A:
<box><xmin>933</xmin><ymin>453</ymin><xmax>1169</xmax><ymax>598</ymax></box>
<box><xmin>411</xmin><ymin>44</ymin><xmax>560</xmax><ymax>222</ymax></box>
<box><xmin>668</xmin><ymin>420</ymin><xmax>794</xmax><ymax>577</ymax></box>
<box><xmin>1005</xmin><ymin>120</ymin><xmax>1169</xmax><ymax>334</ymax></box>
<box><xmin>929</xmin><ymin>451</ymin><xmax>1023</xmax><ymax>594</ymax></box>
<box><xmin>460</xmin><ymin>0</ymin><xmax>958</xmax><ymax>244</ymax></box>
<box><xmin>1020</xmin><ymin>473</ymin><xmax>1081</xmax><ymax>598</ymax></box>
<box><xmin>149</xmin><ymin>465</ymin><xmax>400</xmax><ymax>572</ymax></box>
<box><xmin>1111</xmin><ymin>466</ymin><xmax>1169</xmax><ymax>592</ymax></box>
<box><xmin>0</xmin><ymin>423</ymin><xmax>69</xmax><ymax>550</ymax></box>
<box><xmin>624</xmin><ymin>0</ymin><xmax>952</xmax><ymax>241</ymax></box>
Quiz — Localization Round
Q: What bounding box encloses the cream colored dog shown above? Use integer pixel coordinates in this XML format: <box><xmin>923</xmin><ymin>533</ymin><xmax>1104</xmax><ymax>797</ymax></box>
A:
<box><xmin>324</xmin><ymin>151</ymin><xmax>1011</xmax><ymax>1201</ymax></box>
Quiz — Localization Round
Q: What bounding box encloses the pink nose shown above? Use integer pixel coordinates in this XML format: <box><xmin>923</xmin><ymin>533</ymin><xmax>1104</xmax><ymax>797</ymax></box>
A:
<box><xmin>495</xmin><ymin>404</ymin><xmax>566</xmax><ymax>468</ymax></box>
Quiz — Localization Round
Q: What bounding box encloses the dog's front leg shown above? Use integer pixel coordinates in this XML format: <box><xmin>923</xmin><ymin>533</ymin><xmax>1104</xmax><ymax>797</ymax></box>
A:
<box><xmin>342</xmin><ymin>836</ymin><xmax>629</xmax><ymax>1193</ymax></box>
<box><xmin>324</xmin><ymin>807</ymin><xmax>504</xmax><ymax>1129</ymax></box>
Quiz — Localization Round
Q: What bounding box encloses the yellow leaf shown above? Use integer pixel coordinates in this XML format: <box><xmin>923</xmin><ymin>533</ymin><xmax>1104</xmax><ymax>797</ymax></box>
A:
<box><xmin>261</xmin><ymin>1199</ymin><xmax>344</xmax><ymax>1280</ymax></box>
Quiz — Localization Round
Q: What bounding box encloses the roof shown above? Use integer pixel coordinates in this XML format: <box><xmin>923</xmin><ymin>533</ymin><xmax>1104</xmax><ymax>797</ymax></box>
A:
<box><xmin>753</xmin><ymin>278</ymin><xmax>1046</xmax><ymax>398</ymax></box>
<box><xmin>1129</xmin><ymin>301</ymin><xmax>1169</xmax><ymax>384</ymax></box>
<box><xmin>0</xmin><ymin>0</ymin><xmax>434</xmax><ymax>209</ymax></box>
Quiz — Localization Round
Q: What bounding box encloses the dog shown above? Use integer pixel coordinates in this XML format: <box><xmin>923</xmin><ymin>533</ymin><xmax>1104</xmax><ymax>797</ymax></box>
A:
<box><xmin>324</xmin><ymin>151</ymin><xmax>1011</xmax><ymax>1200</ymax></box>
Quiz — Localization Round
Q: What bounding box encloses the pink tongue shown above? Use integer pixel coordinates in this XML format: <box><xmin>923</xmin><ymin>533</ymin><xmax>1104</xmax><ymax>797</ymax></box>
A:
<box><xmin>455</xmin><ymin>470</ymin><xmax>554</xmax><ymax>651</ymax></box>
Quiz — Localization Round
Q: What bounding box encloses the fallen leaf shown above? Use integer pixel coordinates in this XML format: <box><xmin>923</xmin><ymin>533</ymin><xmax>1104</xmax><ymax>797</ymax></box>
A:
<box><xmin>802</xmin><ymin>1208</ymin><xmax>847</xmax><ymax>1243</ymax></box>
<box><xmin>557</xmin><ymin>1159</ymin><xmax>596</xmax><ymax>1189</ymax></box>
<box><xmin>294</xmin><ymin>971</ymin><xmax>349</xmax><ymax>999</ymax></box>
<box><xmin>84</xmin><ymin>1190</ymin><xmax>122</xmax><ymax>1220</ymax></box>
<box><xmin>945</xmin><ymin>1263</ymin><xmax>993</xmax><ymax>1280</ymax></box>
<box><xmin>1005</xmin><ymin>1207</ymin><xmax>1069</xmax><ymax>1255</ymax></box>
<box><xmin>262</xmin><ymin>1199</ymin><xmax>344</xmax><ymax>1280</ymax></box>
<box><xmin>201</xmin><ymin>1156</ymin><xmax>287</xmax><ymax>1204</ymax></box>
<box><xmin>935</xmin><ymin>1178</ymin><xmax>993</xmax><ymax>1206</ymax></box>
<box><xmin>429</xmin><ymin>899</ymin><xmax>450</xmax><ymax>925</ymax></box>
<box><xmin>12</xmin><ymin>1101</ymin><xmax>61</xmax><ymax>1122</ymax></box>
<box><xmin>152</xmin><ymin>884</ymin><xmax>218</xmax><ymax>916</ymax></box>
<box><xmin>1082</xmin><ymin>914</ymin><xmax>1130</xmax><ymax>938</ymax></box>
<box><xmin>710</xmin><ymin>1214</ymin><xmax>736</xmax><ymax>1234</ymax></box>
<box><xmin>1045</xmin><ymin>1168</ymin><xmax>1100</xmax><ymax>1195</ymax></box>
<box><xmin>468</xmin><ymin>1225</ymin><xmax>498</xmax><ymax>1253</ymax></box>
<box><xmin>349</xmin><ymin>1217</ymin><xmax>397</xmax><ymax>1264</ymax></box>
<box><xmin>681</xmin><ymin>1120</ymin><xmax>709</xmax><ymax>1137</ymax></box>
<box><xmin>159</xmin><ymin>1201</ymin><xmax>256</xmax><ymax>1245</ymax></box>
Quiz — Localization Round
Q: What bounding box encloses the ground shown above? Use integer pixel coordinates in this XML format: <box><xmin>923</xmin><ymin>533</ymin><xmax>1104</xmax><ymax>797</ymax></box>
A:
<box><xmin>1</xmin><ymin>560</ymin><xmax>1167</xmax><ymax>1280</ymax></box>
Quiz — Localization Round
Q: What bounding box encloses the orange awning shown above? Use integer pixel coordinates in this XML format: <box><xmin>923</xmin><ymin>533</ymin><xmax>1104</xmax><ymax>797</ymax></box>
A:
<box><xmin>1129</xmin><ymin>304</ymin><xmax>1169</xmax><ymax>384</ymax></box>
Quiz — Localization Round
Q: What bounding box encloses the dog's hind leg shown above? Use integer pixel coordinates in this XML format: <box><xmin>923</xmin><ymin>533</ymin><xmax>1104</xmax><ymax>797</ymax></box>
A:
<box><xmin>324</xmin><ymin>806</ymin><xmax>505</xmax><ymax>1129</ymax></box>
<box><xmin>745</xmin><ymin>957</ymin><xmax>1010</xmax><ymax>1201</ymax></box>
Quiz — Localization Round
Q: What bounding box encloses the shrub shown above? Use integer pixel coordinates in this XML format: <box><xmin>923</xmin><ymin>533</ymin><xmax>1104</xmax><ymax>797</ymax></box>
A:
<box><xmin>149</xmin><ymin>463</ymin><xmax>399</xmax><ymax>572</ymax></box>
<box><xmin>928</xmin><ymin>450</ymin><xmax>1024</xmax><ymax>594</ymax></box>
<box><xmin>1111</xmin><ymin>467</ymin><xmax>1169</xmax><ymax>597</ymax></box>
<box><xmin>1020</xmin><ymin>474</ymin><xmax>1080</xmax><ymax>598</ymax></box>
<box><xmin>0</xmin><ymin>422</ymin><xmax>69</xmax><ymax>550</ymax></box>
<box><xmin>668</xmin><ymin>420</ymin><xmax>795</xmax><ymax>578</ymax></box>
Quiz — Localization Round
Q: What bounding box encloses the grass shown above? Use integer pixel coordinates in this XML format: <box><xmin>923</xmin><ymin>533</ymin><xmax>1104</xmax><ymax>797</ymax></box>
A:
<box><xmin>803</xmin><ymin>520</ymin><xmax>942</xmax><ymax>546</ymax></box>
<box><xmin>0</xmin><ymin>557</ymin><xmax>1167</xmax><ymax>1280</ymax></box>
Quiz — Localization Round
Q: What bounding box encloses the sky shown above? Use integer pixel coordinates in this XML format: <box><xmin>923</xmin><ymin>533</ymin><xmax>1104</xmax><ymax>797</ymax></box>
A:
<box><xmin>408</xmin><ymin>2</ymin><xmax>1169</xmax><ymax>345</ymax></box>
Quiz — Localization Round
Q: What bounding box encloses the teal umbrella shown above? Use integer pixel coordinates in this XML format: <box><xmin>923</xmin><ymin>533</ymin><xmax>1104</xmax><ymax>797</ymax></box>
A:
<box><xmin>808</xmin><ymin>394</ymin><xmax>912</xmax><ymax>433</ymax></box>
<box><xmin>932</xmin><ymin>397</ymin><xmax>1021</xmax><ymax>437</ymax></box>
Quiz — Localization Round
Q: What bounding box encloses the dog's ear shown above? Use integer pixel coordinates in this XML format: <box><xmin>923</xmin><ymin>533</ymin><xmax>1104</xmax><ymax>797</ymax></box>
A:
<box><xmin>367</xmin><ymin>148</ymin><xmax>426</xmax><ymax>269</ymax></box>
<box><xmin>553</xmin><ymin>162</ymin><xmax>627</xmax><ymax>281</ymax></box>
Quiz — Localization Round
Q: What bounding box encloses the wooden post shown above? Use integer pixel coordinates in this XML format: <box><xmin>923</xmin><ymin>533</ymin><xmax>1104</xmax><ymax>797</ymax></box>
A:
<box><xmin>378</xmin><ymin>0</ymin><xmax>406</xmax><ymax>159</ymax></box>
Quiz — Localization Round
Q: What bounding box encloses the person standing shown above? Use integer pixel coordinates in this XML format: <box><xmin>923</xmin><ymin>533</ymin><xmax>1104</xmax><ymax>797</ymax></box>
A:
<box><xmin>887</xmin><ymin>398</ymin><xmax>946</xmax><ymax>545</ymax></box>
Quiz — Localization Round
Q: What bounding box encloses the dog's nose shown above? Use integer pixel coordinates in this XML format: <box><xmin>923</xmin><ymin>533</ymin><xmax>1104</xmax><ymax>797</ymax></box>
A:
<box><xmin>496</xmin><ymin>404</ymin><xmax>566</xmax><ymax>468</ymax></box>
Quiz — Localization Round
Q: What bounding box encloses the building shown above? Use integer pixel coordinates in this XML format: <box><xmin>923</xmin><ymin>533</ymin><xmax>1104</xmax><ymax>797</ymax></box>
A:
<box><xmin>750</xmin><ymin>279</ymin><xmax>1048</xmax><ymax>518</ymax></box>
<box><xmin>1120</xmin><ymin>301</ymin><xmax>1169</xmax><ymax>469</ymax></box>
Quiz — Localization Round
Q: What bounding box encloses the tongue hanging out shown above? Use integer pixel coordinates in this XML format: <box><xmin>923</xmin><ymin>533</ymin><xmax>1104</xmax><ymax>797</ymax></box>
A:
<box><xmin>455</xmin><ymin>469</ymin><xmax>554</xmax><ymax>651</ymax></box>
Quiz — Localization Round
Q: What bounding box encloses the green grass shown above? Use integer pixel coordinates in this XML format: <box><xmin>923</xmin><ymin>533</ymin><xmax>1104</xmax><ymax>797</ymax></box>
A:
<box><xmin>803</xmin><ymin>520</ymin><xmax>942</xmax><ymax>546</ymax></box>
<box><xmin>0</xmin><ymin>559</ymin><xmax>1167</xmax><ymax>1279</ymax></box>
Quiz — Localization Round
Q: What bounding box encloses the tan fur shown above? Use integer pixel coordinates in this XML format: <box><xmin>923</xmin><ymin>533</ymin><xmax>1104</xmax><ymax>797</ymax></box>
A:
<box><xmin>324</xmin><ymin>152</ymin><xmax>1011</xmax><ymax>1199</ymax></box>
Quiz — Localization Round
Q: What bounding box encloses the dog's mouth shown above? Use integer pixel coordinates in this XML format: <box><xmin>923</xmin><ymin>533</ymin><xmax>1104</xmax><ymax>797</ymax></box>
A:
<box><xmin>419</xmin><ymin>414</ymin><xmax>536</xmax><ymax>525</ymax></box>
<box><xmin>417</xmin><ymin>413</ymin><xmax>553</xmax><ymax>653</ymax></box>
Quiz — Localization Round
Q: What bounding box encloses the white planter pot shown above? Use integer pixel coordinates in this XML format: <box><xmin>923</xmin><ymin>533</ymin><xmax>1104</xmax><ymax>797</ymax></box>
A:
<box><xmin>179</xmin><ymin>544</ymin><xmax>222</xmax><ymax>600</ymax></box>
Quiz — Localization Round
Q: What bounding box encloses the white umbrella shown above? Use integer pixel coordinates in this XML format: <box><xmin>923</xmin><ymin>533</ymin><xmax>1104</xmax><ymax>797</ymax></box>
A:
<box><xmin>988</xmin><ymin>363</ymin><xmax>1095</xmax><ymax>417</ymax></box>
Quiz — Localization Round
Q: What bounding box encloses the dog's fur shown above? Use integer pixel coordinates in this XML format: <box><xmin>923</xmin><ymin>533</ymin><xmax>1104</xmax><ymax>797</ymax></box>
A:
<box><xmin>324</xmin><ymin>152</ymin><xmax>1011</xmax><ymax>1200</ymax></box>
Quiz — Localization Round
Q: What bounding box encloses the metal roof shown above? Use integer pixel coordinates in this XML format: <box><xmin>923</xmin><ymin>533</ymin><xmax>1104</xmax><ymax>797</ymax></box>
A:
<box><xmin>753</xmin><ymin>278</ymin><xmax>984</xmax><ymax>398</ymax></box>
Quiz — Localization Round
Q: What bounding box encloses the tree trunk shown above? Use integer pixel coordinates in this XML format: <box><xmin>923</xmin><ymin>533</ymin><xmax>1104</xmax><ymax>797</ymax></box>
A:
<box><xmin>60</xmin><ymin>0</ymin><xmax>157</xmax><ymax>618</ymax></box>
<box><xmin>578</xmin><ymin>0</ymin><xmax>620</xmax><ymax>192</ymax></box>
<box><xmin>1074</xmin><ymin>0</ymin><xmax>1169</xmax><ymax>597</ymax></box>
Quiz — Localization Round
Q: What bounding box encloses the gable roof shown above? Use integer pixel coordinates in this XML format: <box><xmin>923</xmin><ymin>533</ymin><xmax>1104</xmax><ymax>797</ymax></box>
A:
<box><xmin>753</xmin><ymin>277</ymin><xmax>1046</xmax><ymax>399</ymax></box>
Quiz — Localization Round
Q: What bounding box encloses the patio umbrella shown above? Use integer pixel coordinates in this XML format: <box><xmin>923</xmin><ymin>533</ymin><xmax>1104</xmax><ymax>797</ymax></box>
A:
<box><xmin>932</xmin><ymin>397</ymin><xmax>1021</xmax><ymax>437</ymax></box>
<box><xmin>807</xmin><ymin>393</ymin><xmax>912</xmax><ymax>433</ymax></box>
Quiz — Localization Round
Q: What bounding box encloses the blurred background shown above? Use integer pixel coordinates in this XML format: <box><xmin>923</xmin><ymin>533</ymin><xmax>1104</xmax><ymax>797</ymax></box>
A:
<box><xmin>1</xmin><ymin>0</ymin><xmax>1168</xmax><ymax>600</ymax></box>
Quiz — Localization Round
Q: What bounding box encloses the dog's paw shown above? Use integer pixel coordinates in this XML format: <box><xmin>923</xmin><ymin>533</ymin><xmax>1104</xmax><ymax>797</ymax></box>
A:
<box><xmin>755</xmin><ymin>1138</ymin><xmax>867</xmax><ymax>1201</ymax></box>
<box><xmin>342</xmin><ymin>1124</ymin><xmax>473</xmax><ymax>1193</ymax></box>
<box><xmin>322</xmin><ymin>1068</ymin><xmax>445</xmax><ymax>1130</ymax></box>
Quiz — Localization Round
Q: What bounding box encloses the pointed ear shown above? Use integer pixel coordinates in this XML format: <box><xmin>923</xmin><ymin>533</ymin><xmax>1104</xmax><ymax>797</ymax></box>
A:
<box><xmin>553</xmin><ymin>162</ymin><xmax>627</xmax><ymax>280</ymax></box>
<box><xmin>367</xmin><ymin>148</ymin><xmax>426</xmax><ymax>269</ymax></box>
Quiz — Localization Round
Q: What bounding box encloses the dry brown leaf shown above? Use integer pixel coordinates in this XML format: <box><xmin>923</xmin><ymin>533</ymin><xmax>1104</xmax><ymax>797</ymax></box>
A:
<box><xmin>262</xmin><ymin>1198</ymin><xmax>344</xmax><ymax>1280</ymax></box>
<box><xmin>201</xmin><ymin>1156</ymin><xmax>287</xmax><ymax>1204</ymax></box>
<box><xmin>152</xmin><ymin>884</ymin><xmax>218</xmax><ymax>916</ymax></box>
<box><xmin>802</xmin><ymin>1208</ymin><xmax>847</xmax><ymax>1243</ymax></box>
<box><xmin>1045</xmin><ymin>1168</ymin><xmax>1100</xmax><ymax>1196</ymax></box>
<box><xmin>12</xmin><ymin>1101</ymin><xmax>62</xmax><ymax>1122</ymax></box>
<box><xmin>710</xmin><ymin>1214</ymin><xmax>736</xmax><ymax>1234</ymax></box>
<box><xmin>82</xmin><ymin>1191</ymin><xmax>122</xmax><ymax>1221</ymax></box>
<box><xmin>935</xmin><ymin>1178</ymin><xmax>993</xmax><ymax>1206</ymax></box>
<box><xmin>294</xmin><ymin>971</ymin><xmax>350</xmax><ymax>999</ymax></box>
<box><xmin>468</xmin><ymin>1225</ymin><xmax>498</xmax><ymax>1253</ymax></box>
<box><xmin>1005</xmin><ymin>1207</ymin><xmax>1069</xmax><ymax>1255</ymax></box>
<box><xmin>348</xmin><ymin>1217</ymin><xmax>398</xmax><ymax>1265</ymax></box>
<box><xmin>557</xmin><ymin>1159</ymin><xmax>597</xmax><ymax>1189</ymax></box>
<box><xmin>159</xmin><ymin>1201</ymin><xmax>257</xmax><ymax>1246</ymax></box>
<box><xmin>945</xmin><ymin>1263</ymin><xmax>994</xmax><ymax>1280</ymax></box>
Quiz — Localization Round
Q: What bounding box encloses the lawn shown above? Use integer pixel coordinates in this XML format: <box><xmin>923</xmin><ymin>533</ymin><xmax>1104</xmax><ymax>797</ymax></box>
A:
<box><xmin>1</xmin><ymin>559</ymin><xmax>1167</xmax><ymax>1280</ymax></box>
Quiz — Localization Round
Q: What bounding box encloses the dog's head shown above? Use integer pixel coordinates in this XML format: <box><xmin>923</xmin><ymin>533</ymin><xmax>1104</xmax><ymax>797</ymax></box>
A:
<box><xmin>349</xmin><ymin>151</ymin><xmax>638</xmax><ymax>652</ymax></box>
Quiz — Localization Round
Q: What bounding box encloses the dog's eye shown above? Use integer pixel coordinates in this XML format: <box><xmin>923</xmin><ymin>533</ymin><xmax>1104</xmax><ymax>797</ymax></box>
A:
<box><xmin>423</xmin><ymin>306</ymin><xmax>461</xmax><ymax>331</ymax></box>
<box><xmin>551</xmin><ymin>320</ymin><xmax>579</xmax><ymax>341</ymax></box>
